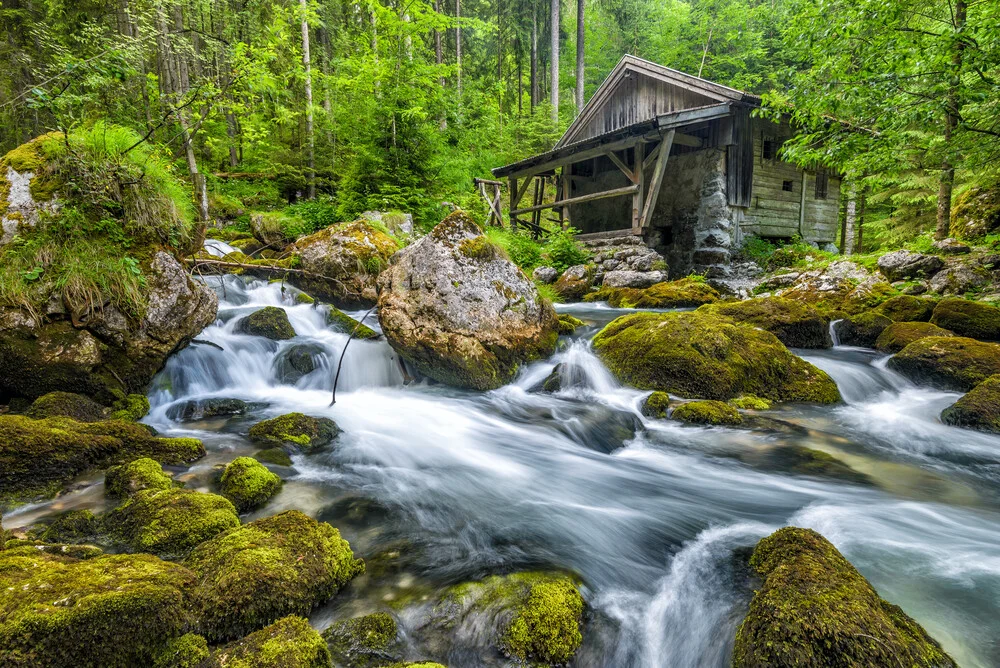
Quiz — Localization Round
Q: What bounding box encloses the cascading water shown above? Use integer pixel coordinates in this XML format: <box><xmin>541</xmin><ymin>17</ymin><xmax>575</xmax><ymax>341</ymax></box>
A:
<box><xmin>10</xmin><ymin>271</ymin><xmax>1000</xmax><ymax>667</ymax></box>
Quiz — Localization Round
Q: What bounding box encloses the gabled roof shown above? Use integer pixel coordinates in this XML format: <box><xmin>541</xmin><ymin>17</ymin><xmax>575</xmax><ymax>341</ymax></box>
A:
<box><xmin>554</xmin><ymin>54</ymin><xmax>760</xmax><ymax>148</ymax></box>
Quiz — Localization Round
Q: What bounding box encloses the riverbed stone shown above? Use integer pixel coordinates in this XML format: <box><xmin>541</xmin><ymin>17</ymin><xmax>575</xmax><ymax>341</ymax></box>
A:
<box><xmin>323</xmin><ymin>612</ymin><xmax>403</xmax><ymax>667</ymax></box>
<box><xmin>166</xmin><ymin>397</ymin><xmax>250</xmax><ymax>421</ymax></box>
<box><xmin>928</xmin><ymin>264</ymin><xmax>989</xmax><ymax>295</ymax></box>
<box><xmin>592</xmin><ymin>311</ymin><xmax>840</xmax><ymax>403</ymax></box>
<box><xmin>875</xmin><ymin>321</ymin><xmax>954</xmax><ymax>354</ymax></box>
<box><xmin>833</xmin><ymin>311</ymin><xmax>892</xmax><ymax>348</ymax></box>
<box><xmin>377</xmin><ymin>211</ymin><xmax>559</xmax><ymax>390</ymax></box>
<box><xmin>929</xmin><ymin>297</ymin><xmax>1000</xmax><ymax>340</ymax></box>
<box><xmin>219</xmin><ymin>456</ymin><xmax>282</xmax><ymax>512</ymax></box>
<box><xmin>248</xmin><ymin>412</ymin><xmax>339</xmax><ymax>451</ymax></box>
<box><xmin>274</xmin><ymin>343</ymin><xmax>323</xmax><ymax>383</ymax></box>
<box><xmin>876</xmin><ymin>295</ymin><xmax>937</xmax><ymax>322</ymax></box>
<box><xmin>235</xmin><ymin>306</ymin><xmax>296</xmax><ymax>340</ymax></box>
<box><xmin>877</xmin><ymin>250</ymin><xmax>944</xmax><ymax>281</ymax></box>
<box><xmin>732</xmin><ymin>527</ymin><xmax>956</xmax><ymax>668</ymax></box>
<box><xmin>532</xmin><ymin>266</ymin><xmax>559</xmax><ymax>284</ymax></box>
<box><xmin>105</xmin><ymin>457</ymin><xmax>176</xmax><ymax>498</ymax></box>
<box><xmin>585</xmin><ymin>277</ymin><xmax>720</xmax><ymax>309</ymax></box>
<box><xmin>185</xmin><ymin>510</ymin><xmax>364</xmax><ymax>641</ymax></box>
<box><xmin>887</xmin><ymin>336</ymin><xmax>1000</xmax><ymax>391</ymax></box>
<box><xmin>699</xmin><ymin>296</ymin><xmax>832</xmax><ymax>349</ymax></box>
<box><xmin>205</xmin><ymin>616</ymin><xmax>332</xmax><ymax>668</ymax></box>
<box><xmin>672</xmin><ymin>400</ymin><xmax>742</xmax><ymax>425</ymax></box>
<box><xmin>941</xmin><ymin>374</ymin><xmax>1000</xmax><ymax>433</ymax></box>
<box><xmin>641</xmin><ymin>391</ymin><xmax>672</xmax><ymax>418</ymax></box>
<box><xmin>327</xmin><ymin>306</ymin><xmax>380</xmax><ymax>339</ymax></box>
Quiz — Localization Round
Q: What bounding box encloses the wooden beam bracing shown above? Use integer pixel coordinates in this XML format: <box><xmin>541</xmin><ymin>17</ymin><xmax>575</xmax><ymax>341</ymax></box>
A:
<box><xmin>606</xmin><ymin>150</ymin><xmax>637</xmax><ymax>184</ymax></box>
<box><xmin>632</xmin><ymin>141</ymin><xmax>645</xmax><ymax>232</ymax></box>
<box><xmin>639</xmin><ymin>129</ymin><xmax>675</xmax><ymax>229</ymax></box>
<box><xmin>511</xmin><ymin>184</ymin><xmax>639</xmax><ymax>216</ymax></box>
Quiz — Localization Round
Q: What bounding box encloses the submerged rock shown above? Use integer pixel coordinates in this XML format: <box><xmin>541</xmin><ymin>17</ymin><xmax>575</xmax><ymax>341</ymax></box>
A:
<box><xmin>887</xmin><ymin>336</ymin><xmax>1000</xmax><ymax>391</ymax></box>
<box><xmin>875</xmin><ymin>321</ymin><xmax>954</xmax><ymax>354</ymax></box>
<box><xmin>185</xmin><ymin>510</ymin><xmax>364</xmax><ymax>641</ymax></box>
<box><xmin>929</xmin><ymin>297</ymin><xmax>1000</xmax><ymax>340</ymax></box>
<box><xmin>219</xmin><ymin>456</ymin><xmax>282</xmax><ymax>513</ymax></box>
<box><xmin>274</xmin><ymin>343</ymin><xmax>323</xmax><ymax>383</ymax></box>
<box><xmin>254</xmin><ymin>447</ymin><xmax>294</xmax><ymax>467</ymax></box>
<box><xmin>877</xmin><ymin>250</ymin><xmax>944</xmax><ymax>281</ymax></box>
<box><xmin>733</xmin><ymin>527</ymin><xmax>956</xmax><ymax>668</ymax></box>
<box><xmin>323</xmin><ymin>612</ymin><xmax>403</xmax><ymax>667</ymax></box>
<box><xmin>833</xmin><ymin>311</ymin><xmax>892</xmax><ymax>348</ymax></box>
<box><xmin>592</xmin><ymin>311</ymin><xmax>840</xmax><ymax>403</ymax></box>
<box><xmin>377</xmin><ymin>211</ymin><xmax>559</xmax><ymax>390</ymax></box>
<box><xmin>248</xmin><ymin>412</ymin><xmax>340</xmax><ymax>451</ymax></box>
<box><xmin>327</xmin><ymin>306</ymin><xmax>380</xmax><ymax>339</ymax></box>
<box><xmin>876</xmin><ymin>295</ymin><xmax>937</xmax><ymax>322</ymax></box>
<box><xmin>235</xmin><ymin>305</ymin><xmax>296</xmax><ymax>340</ymax></box>
<box><xmin>641</xmin><ymin>391</ymin><xmax>672</xmax><ymax>418</ymax></box>
<box><xmin>941</xmin><ymin>374</ymin><xmax>1000</xmax><ymax>433</ymax></box>
<box><xmin>166</xmin><ymin>397</ymin><xmax>249</xmax><ymax>421</ymax></box>
<box><xmin>699</xmin><ymin>297</ymin><xmax>832</xmax><ymax>349</ymax></box>
<box><xmin>105</xmin><ymin>457</ymin><xmax>176</xmax><ymax>498</ymax></box>
<box><xmin>204</xmin><ymin>615</ymin><xmax>332</xmax><ymax>668</ymax></box>
<box><xmin>672</xmin><ymin>400</ymin><xmax>742</xmax><ymax>425</ymax></box>
<box><xmin>585</xmin><ymin>277</ymin><xmax>720</xmax><ymax>309</ymax></box>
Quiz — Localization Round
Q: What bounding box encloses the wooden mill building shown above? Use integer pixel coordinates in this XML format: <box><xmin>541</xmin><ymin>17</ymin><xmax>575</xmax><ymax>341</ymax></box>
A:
<box><xmin>492</xmin><ymin>55</ymin><xmax>841</xmax><ymax>277</ymax></box>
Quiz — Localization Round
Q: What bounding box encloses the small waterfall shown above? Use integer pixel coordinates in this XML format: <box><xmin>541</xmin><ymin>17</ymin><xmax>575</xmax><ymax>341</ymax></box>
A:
<box><xmin>204</xmin><ymin>238</ymin><xmax>238</xmax><ymax>257</ymax></box>
<box><xmin>829</xmin><ymin>318</ymin><xmax>843</xmax><ymax>346</ymax></box>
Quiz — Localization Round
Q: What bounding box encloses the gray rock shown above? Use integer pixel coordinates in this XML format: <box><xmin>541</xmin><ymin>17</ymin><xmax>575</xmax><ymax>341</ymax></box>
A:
<box><xmin>602</xmin><ymin>259</ymin><xmax>621</xmax><ymax>271</ymax></box>
<box><xmin>821</xmin><ymin>242</ymin><xmax>840</xmax><ymax>254</ymax></box>
<box><xmin>274</xmin><ymin>343</ymin><xmax>323</xmax><ymax>383</ymax></box>
<box><xmin>932</xmin><ymin>238</ymin><xmax>971</xmax><ymax>254</ymax></box>
<box><xmin>877</xmin><ymin>250</ymin><xmax>945</xmax><ymax>281</ymax></box>
<box><xmin>628</xmin><ymin>253</ymin><xmax>658</xmax><ymax>271</ymax></box>
<box><xmin>361</xmin><ymin>210</ymin><xmax>413</xmax><ymax>235</ymax></box>
<box><xmin>532</xmin><ymin>265</ymin><xmax>559</xmax><ymax>284</ymax></box>
<box><xmin>901</xmin><ymin>281</ymin><xmax>928</xmax><ymax>295</ymax></box>
<box><xmin>929</xmin><ymin>265</ymin><xmax>989</xmax><ymax>295</ymax></box>
<box><xmin>166</xmin><ymin>398</ymin><xmax>249</xmax><ymax>421</ymax></box>
<box><xmin>601</xmin><ymin>270</ymin><xmax>666</xmax><ymax>288</ymax></box>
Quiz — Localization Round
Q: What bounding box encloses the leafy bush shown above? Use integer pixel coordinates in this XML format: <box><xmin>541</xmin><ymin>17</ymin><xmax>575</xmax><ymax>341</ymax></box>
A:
<box><xmin>485</xmin><ymin>227</ymin><xmax>543</xmax><ymax>269</ymax></box>
<box><xmin>284</xmin><ymin>196</ymin><xmax>340</xmax><ymax>234</ymax></box>
<box><xmin>543</xmin><ymin>228</ymin><xmax>590</xmax><ymax>273</ymax></box>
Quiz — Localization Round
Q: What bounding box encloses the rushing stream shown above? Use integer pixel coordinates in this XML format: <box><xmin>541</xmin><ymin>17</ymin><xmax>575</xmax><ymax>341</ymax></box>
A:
<box><xmin>8</xmin><ymin>271</ymin><xmax>1000</xmax><ymax>667</ymax></box>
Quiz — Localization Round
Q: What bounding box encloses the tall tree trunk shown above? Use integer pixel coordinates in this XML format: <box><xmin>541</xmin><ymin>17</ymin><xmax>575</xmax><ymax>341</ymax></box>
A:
<box><xmin>936</xmin><ymin>0</ymin><xmax>966</xmax><ymax>240</ymax></box>
<box><xmin>550</xmin><ymin>0</ymin><xmax>559</xmax><ymax>123</ymax></box>
<box><xmin>456</xmin><ymin>0</ymin><xmax>462</xmax><ymax>106</ymax></box>
<box><xmin>434</xmin><ymin>0</ymin><xmax>446</xmax><ymax>129</ymax></box>
<box><xmin>857</xmin><ymin>189</ymin><xmax>867</xmax><ymax>253</ymax></box>
<box><xmin>842</xmin><ymin>182</ymin><xmax>856</xmax><ymax>255</ymax></box>
<box><xmin>574</xmin><ymin>0</ymin><xmax>583</xmax><ymax>113</ymax></box>
<box><xmin>300</xmin><ymin>0</ymin><xmax>315</xmax><ymax>199</ymax></box>
<box><xmin>530</xmin><ymin>2</ymin><xmax>538</xmax><ymax>110</ymax></box>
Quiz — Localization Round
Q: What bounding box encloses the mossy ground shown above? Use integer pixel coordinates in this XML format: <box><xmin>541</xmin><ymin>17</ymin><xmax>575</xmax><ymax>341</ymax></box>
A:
<box><xmin>585</xmin><ymin>277</ymin><xmax>720</xmax><ymax>309</ymax></box>
<box><xmin>153</xmin><ymin>633</ymin><xmax>210</xmax><ymax>668</ymax></box>
<box><xmin>248</xmin><ymin>412</ymin><xmax>340</xmax><ymax>451</ymax></box>
<box><xmin>672</xmin><ymin>400</ymin><xmax>743</xmax><ymax>425</ymax></box>
<box><xmin>219</xmin><ymin>456</ymin><xmax>283</xmax><ymax>513</ymax></box>
<box><xmin>204</xmin><ymin>615</ymin><xmax>332</xmax><ymax>668</ymax></box>
<box><xmin>941</xmin><ymin>374</ymin><xmax>1000</xmax><ymax>433</ymax></box>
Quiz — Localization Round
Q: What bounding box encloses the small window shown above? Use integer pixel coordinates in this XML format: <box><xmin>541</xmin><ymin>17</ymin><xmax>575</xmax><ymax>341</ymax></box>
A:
<box><xmin>814</xmin><ymin>170</ymin><xmax>829</xmax><ymax>199</ymax></box>
<box><xmin>782</xmin><ymin>180</ymin><xmax>794</xmax><ymax>192</ymax></box>
<box><xmin>762</xmin><ymin>139</ymin><xmax>776</xmax><ymax>161</ymax></box>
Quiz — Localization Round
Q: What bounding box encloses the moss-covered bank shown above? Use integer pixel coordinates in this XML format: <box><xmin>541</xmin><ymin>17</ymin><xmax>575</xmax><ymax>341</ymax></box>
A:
<box><xmin>941</xmin><ymin>374</ymin><xmax>1000</xmax><ymax>433</ymax></box>
<box><xmin>887</xmin><ymin>336</ymin><xmax>1000</xmax><ymax>391</ymax></box>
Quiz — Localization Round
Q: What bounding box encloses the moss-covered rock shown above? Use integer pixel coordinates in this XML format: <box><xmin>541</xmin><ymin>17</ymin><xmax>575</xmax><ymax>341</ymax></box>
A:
<box><xmin>185</xmin><ymin>510</ymin><xmax>364</xmax><ymax>642</ymax></box>
<box><xmin>110</xmin><ymin>393</ymin><xmax>151</xmax><ymax>421</ymax></box>
<box><xmin>592</xmin><ymin>311</ymin><xmax>841</xmax><ymax>403</ymax></box>
<box><xmin>166</xmin><ymin>397</ymin><xmax>250</xmax><ymax>421</ymax></box>
<box><xmin>105</xmin><ymin>457</ymin><xmax>175</xmax><ymax>498</ymax></box>
<box><xmin>248</xmin><ymin>413</ymin><xmax>339</xmax><ymax>451</ymax></box>
<box><xmin>641</xmin><ymin>391</ymin><xmax>672</xmax><ymax>418</ymax></box>
<box><xmin>152</xmin><ymin>633</ymin><xmax>210</xmax><ymax>668</ymax></box>
<box><xmin>323</xmin><ymin>612</ymin><xmax>402</xmax><ymax>667</ymax></box>
<box><xmin>0</xmin><ymin>547</ymin><xmax>196</xmax><ymax>668</ymax></box>
<box><xmin>887</xmin><ymin>336</ymin><xmax>1000</xmax><ymax>391</ymax></box>
<box><xmin>255</xmin><ymin>447</ymin><xmax>294</xmax><ymax>467</ymax></box>
<box><xmin>327</xmin><ymin>306</ymin><xmax>379</xmax><ymax>339</ymax></box>
<box><xmin>552</xmin><ymin>264</ymin><xmax>593</xmax><ymax>301</ymax></box>
<box><xmin>219</xmin><ymin>456</ymin><xmax>282</xmax><ymax>513</ymax></box>
<box><xmin>25</xmin><ymin>391</ymin><xmax>109</xmax><ymax>422</ymax></box>
<box><xmin>874</xmin><ymin>322</ymin><xmax>954</xmax><ymax>354</ymax></box>
<box><xmin>556</xmin><ymin>313</ymin><xmax>586</xmax><ymax>335</ymax></box>
<box><xmin>765</xmin><ymin>446</ymin><xmax>871</xmax><ymax>484</ymax></box>
<box><xmin>106</xmin><ymin>488</ymin><xmax>240</xmax><ymax>557</ymax></box>
<box><xmin>236</xmin><ymin>306</ymin><xmax>296</xmax><ymax>340</ymax></box>
<box><xmin>204</xmin><ymin>615</ymin><xmax>333</xmax><ymax>668</ymax></box>
<box><xmin>941</xmin><ymin>374</ymin><xmax>1000</xmax><ymax>433</ymax></box>
<box><xmin>585</xmin><ymin>277</ymin><xmax>720</xmax><ymax>309</ymax></box>
<box><xmin>929</xmin><ymin>297</ymin><xmax>1000</xmax><ymax>340</ymax></box>
<box><xmin>729</xmin><ymin>395</ymin><xmax>772</xmax><ymax>410</ymax></box>
<box><xmin>699</xmin><ymin>297</ymin><xmax>832</xmax><ymax>349</ymax></box>
<box><xmin>949</xmin><ymin>181</ymin><xmax>1000</xmax><ymax>239</ymax></box>
<box><xmin>732</xmin><ymin>527</ymin><xmax>956</xmax><ymax>668</ymax></box>
<box><xmin>0</xmin><ymin>415</ymin><xmax>204</xmax><ymax>509</ymax></box>
<box><xmin>876</xmin><ymin>295</ymin><xmax>936</xmax><ymax>322</ymax></box>
<box><xmin>672</xmin><ymin>400</ymin><xmax>743</xmax><ymax>425</ymax></box>
<box><xmin>31</xmin><ymin>509</ymin><xmax>102</xmax><ymax>544</ymax></box>
<box><xmin>833</xmin><ymin>311</ymin><xmax>892</xmax><ymax>348</ymax></box>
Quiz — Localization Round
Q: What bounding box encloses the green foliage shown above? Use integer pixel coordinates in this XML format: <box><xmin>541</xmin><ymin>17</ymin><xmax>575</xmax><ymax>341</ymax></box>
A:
<box><xmin>485</xmin><ymin>226</ymin><xmax>544</xmax><ymax>269</ymax></box>
<box><xmin>542</xmin><ymin>228</ymin><xmax>591</xmax><ymax>273</ymax></box>
<box><xmin>284</xmin><ymin>196</ymin><xmax>340</xmax><ymax>233</ymax></box>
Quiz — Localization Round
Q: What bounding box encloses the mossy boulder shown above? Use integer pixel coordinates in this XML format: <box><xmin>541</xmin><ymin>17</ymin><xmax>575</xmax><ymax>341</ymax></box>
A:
<box><xmin>0</xmin><ymin>415</ymin><xmax>204</xmax><ymax>509</ymax></box>
<box><xmin>592</xmin><ymin>311</ymin><xmax>841</xmax><ymax>403</ymax></box>
<box><xmin>25</xmin><ymin>391</ymin><xmax>109</xmax><ymax>422</ymax></box>
<box><xmin>876</xmin><ymin>295</ymin><xmax>936</xmax><ymax>322</ymax></box>
<box><xmin>255</xmin><ymin>447</ymin><xmax>294</xmax><ymax>467</ymax></box>
<box><xmin>833</xmin><ymin>311</ymin><xmax>892</xmax><ymax>348</ymax></box>
<box><xmin>105</xmin><ymin>488</ymin><xmax>240</xmax><ymax>557</ymax></box>
<box><xmin>672</xmin><ymin>400</ymin><xmax>743</xmax><ymax>425</ymax></box>
<box><xmin>327</xmin><ymin>306</ymin><xmax>379</xmax><ymax>339</ymax></box>
<box><xmin>110</xmin><ymin>393</ymin><xmax>151</xmax><ymax>421</ymax></box>
<box><xmin>248</xmin><ymin>412</ymin><xmax>339</xmax><ymax>451</ymax></box>
<box><xmin>105</xmin><ymin>457</ymin><xmax>175</xmax><ymax>498</ymax></box>
<box><xmin>323</xmin><ymin>612</ymin><xmax>402</xmax><ymax>667</ymax></box>
<box><xmin>887</xmin><ymin>336</ymin><xmax>1000</xmax><ymax>391</ymax></box>
<box><xmin>556</xmin><ymin>313</ymin><xmax>586</xmax><ymax>335</ymax></box>
<box><xmin>732</xmin><ymin>527</ymin><xmax>956</xmax><ymax>668</ymax></box>
<box><xmin>585</xmin><ymin>277</ymin><xmax>720</xmax><ymax>309</ymax></box>
<box><xmin>32</xmin><ymin>509</ymin><xmax>102</xmax><ymax>544</ymax></box>
<box><xmin>185</xmin><ymin>510</ymin><xmax>365</xmax><ymax>642</ymax></box>
<box><xmin>929</xmin><ymin>297</ymin><xmax>1000</xmax><ymax>340</ymax></box>
<box><xmin>204</xmin><ymin>616</ymin><xmax>333</xmax><ymax>668</ymax></box>
<box><xmin>219</xmin><ymin>457</ymin><xmax>282</xmax><ymax>513</ymax></box>
<box><xmin>941</xmin><ymin>374</ymin><xmax>1000</xmax><ymax>433</ymax></box>
<box><xmin>641</xmin><ymin>391</ymin><xmax>672</xmax><ymax>418</ymax></box>
<box><xmin>236</xmin><ymin>306</ymin><xmax>296</xmax><ymax>340</ymax></box>
<box><xmin>0</xmin><ymin>547</ymin><xmax>196</xmax><ymax>668</ymax></box>
<box><xmin>377</xmin><ymin>211</ymin><xmax>559</xmax><ymax>391</ymax></box>
<box><xmin>949</xmin><ymin>182</ymin><xmax>1000</xmax><ymax>239</ymax></box>
<box><xmin>874</xmin><ymin>322</ymin><xmax>954</xmax><ymax>354</ymax></box>
<box><xmin>699</xmin><ymin>297</ymin><xmax>832</xmax><ymax>349</ymax></box>
<box><xmin>291</xmin><ymin>220</ymin><xmax>401</xmax><ymax>308</ymax></box>
<box><xmin>166</xmin><ymin>397</ymin><xmax>250</xmax><ymax>421</ymax></box>
<box><xmin>274</xmin><ymin>344</ymin><xmax>321</xmax><ymax>383</ymax></box>
<box><xmin>153</xmin><ymin>633</ymin><xmax>210</xmax><ymax>668</ymax></box>
<box><xmin>729</xmin><ymin>395</ymin><xmax>772</xmax><ymax>410</ymax></box>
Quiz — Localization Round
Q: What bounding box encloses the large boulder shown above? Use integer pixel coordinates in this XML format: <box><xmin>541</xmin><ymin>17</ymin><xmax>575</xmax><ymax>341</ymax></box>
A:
<box><xmin>875</xmin><ymin>321</ymin><xmax>954</xmax><ymax>354</ymax></box>
<box><xmin>876</xmin><ymin>250</ymin><xmax>944</xmax><ymax>281</ymax></box>
<box><xmin>875</xmin><ymin>295</ymin><xmax>936</xmax><ymax>322</ymax></box>
<box><xmin>552</xmin><ymin>264</ymin><xmax>593</xmax><ymax>301</ymax></box>
<box><xmin>733</xmin><ymin>527</ymin><xmax>956</xmax><ymax>668</ymax></box>
<box><xmin>949</xmin><ymin>182</ymin><xmax>1000</xmax><ymax>239</ymax></box>
<box><xmin>25</xmin><ymin>391</ymin><xmax>108</xmax><ymax>422</ymax></box>
<box><xmin>204</xmin><ymin>616</ymin><xmax>332</xmax><ymax>668</ymax></box>
<box><xmin>185</xmin><ymin>510</ymin><xmax>364</xmax><ymax>641</ymax></box>
<box><xmin>833</xmin><ymin>311</ymin><xmax>892</xmax><ymax>348</ymax></box>
<box><xmin>235</xmin><ymin>306</ymin><xmax>296</xmax><ymax>340</ymax></box>
<box><xmin>105</xmin><ymin>457</ymin><xmax>176</xmax><ymax>498</ymax></box>
<box><xmin>929</xmin><ymin>297</ymin><xmax>1000</xmax><ymax>340</ymax></box>
<box><xmin>592</xmin><ymin>311</ymin><xmax>840</xmax><ymax>403</ymax></box>
<box><xmin>600</xmin><ymin>269</ymin><xmax>666</xmax><ymax>288</ymax></box>
<box><xmin>928</xmin><ymin>264</ymin><xmax>989</xmax><ymax>295</ymax></box>
<box><xmin>699</xmin><ymin>297</ymin><xmax>832</xmax><ymax>349</ymax></box>
<box><xmin>291</xmin><ymin>220</ymin><xmax>400</xmax><ymax>308</ymax></box>
<box><xmin>887</xmin><ymin>336</ymin><xmax>1000</xmax><ymax>391</ymax></box>
<box><xmin>941</xmin><ymin>374</ymin><xmax>1000</xmax><ymax>433</ymax></box>
<box><xmin>377</xmin><ymin>211</ymin><xmax>559</xmax><ymax>390</ymax></box>
<box><xmin>248</xmin><ymin>413</ymin><xmax>339</xmax><ymax>452</ymax></box>
<box><xmin>584</xmin><ymin>277</ymin><xmax>719</xmax><ymax>309</ymax></box>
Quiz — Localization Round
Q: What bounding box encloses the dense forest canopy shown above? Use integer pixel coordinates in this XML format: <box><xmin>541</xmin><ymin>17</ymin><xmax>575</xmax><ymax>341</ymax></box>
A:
<box><xmin>1</xmin><ymin>0</ymin><xmax>997</xmax><ymax>246</ymax></box>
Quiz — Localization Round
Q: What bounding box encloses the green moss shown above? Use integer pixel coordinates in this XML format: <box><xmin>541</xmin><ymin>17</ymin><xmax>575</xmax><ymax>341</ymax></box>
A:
<box><xmin>236</xmin><ymin>306</ymin><xmax>296</xmax><ymax>340</ymax></box>
<box><xmin>586</xmin><ymin>278</ymin><xmax>720</xmax><ymax>309</ymax></box>
<box><xmin>672</xmin><ymin>400</ymin><xmax>743</xmax><ymax>425</ymax></box>
<box><xmin>592</xmin><ymin>311</ymin><xmax>841</xmax><ymax>403</ymax></box>
<box><xmin>641</xmin><ymin>391</ymin><xmax>672</xmax><ymax>418</ymax></box>
<box><xmin>729</xmin><ymin>395</ymin><xmax>772</xmax><ymax>410</ymax></box>
<box><xmin>556</xmin><ymin>313</ymin><xmax>586</xmax><ymax>335</ymax></box>
<box><xmin>248</xmin><ymin>413</ymin><xmax>340</xmax><ymax>452</ymax></box>
<box><xmin>458</xmin><ymin>234</ymin><xmax>507</xmax><ymax>262</ymax></box>
<box><xmin>834</xmin><ymin>311</ymin><xmax>892</xmax><ymax>348</ymax></box>
<box><xmin>699</xmin><ymin>297</ymin><xmax>831</xmax><ymax>349</ymax></box>
<box><xmin>0</xmin><ymin>548</ymin><xmax>196</xmax><ymax>668</ymax></box>
<box><xmin>941</xmin><ymin>374</ymin><xmax>1000</xmax><ymax>433</ymax></box>
<box><xmin>500</xmin><ymin>576</ymin><xmax>585</xmax><ymax>664</ymax></box>
<box><xmin>323</xmin><ymin>612</ymin><xmax>401</xmax><ymax>667</ymax></box>
<box><xmin>105</xmin><ymin>487</ymin><xmax>240</xmax><ymax>557</ymax></box>
<box><xmin>733</xmin><ymin>527</ymin><xmax>956</xmax><ymax>668</ymax></box>
<box><xmin>220</xmin><ymin>457</ymin><xmax>283</xmax><ymax>513</ymax></box>
<box><xmin>153</xmin><ymin>633</ymin><xmax>210</xmax><ymax>668</ymax></box>
<box><xmin>204</xmin><ymin>616</ymin><xmax>332</xmax><ymax>668</ymax></box>
<box><xmin>296</xmin><ymin>291</ymin><xmax>316</xmax><ymax>304</ymax></box>
<box><xmin>185</xmin><ymin>510</ymin><xmax>364</xmax><ymax>642</ymax></box>
<box><xmin>105</xmin><ymin>457</ymin><xmax>175</xmax><ymax>498</ymax></box>
<box><xmin>110</xmin><ymin>393</ymin><xmax>150</xmax><ymax>421</ymax></box>
<box><xmin>930</xmin><ymin>297</ymin><xmax>1000</xmax><ymax>340</ymax></box>
<box><xmin>875</xmin><ymin>321</ymin><xmax>954</xmax><ymax>353</ymax></box>
<box><xmin>32</xmin><ymin>509</ymin><xmax>101</xmax><ymax>544</ymax></box>
<box><xmin>887</xmin><ymin>336</ymin><xmax>1000</xmax><ymax>391</ymax></box>
<box><xmin>384</xmin><ymin>664</ymin><xmax>447</xmax><ymax>668</ymax></box>
<box><xmin>25</xmin><ymin>391</ymin><xmax>108</xmax><ymax>422</ymax></box>
<box><xmin>876</xmin><ymin>295</ymin><xmax>937</xmax><ymax>322</ymax></box>
<box><xmin>255</xmin><ymin>447</ymin><xmax>294</xmax><ymax>467</ymax></box>
<box><xmin>327</xmin><ymin>306</ymin><xmax>379</xmax><ymax>339</ymax></box>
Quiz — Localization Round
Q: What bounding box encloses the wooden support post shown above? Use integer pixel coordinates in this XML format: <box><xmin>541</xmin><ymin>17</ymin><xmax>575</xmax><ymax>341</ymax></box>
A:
<box><xmin>631</xmin><ymin>142</ymin><xmax>645</xmax><ymax>233</ymax></box>
<box><xmin>639</xmin><ymin>129</ymin><xmax>674</xmax><ymax>229</ymax></box>
<box><xmin>799</xmin><ymin>170</ymin><xmax>808</xmax><ymax>237</ymax></box>
<box><xmin>561</xmin><ymin>165</ymin><xmax>572</xmax><ymax>230</ymax></box>
<box><xmin>532</xmin><ymin>176</ymin><xmax>542</xmax><ymax>230</ymax></box>
<box><xmin>606</xmin><ymin>150</ymin><xmax>637</xmax><ymax>183</ymax></box>
<box><xmin>511</xmin><ymin>184</ymin><xmax>639</xmax><ymax>216</ymax></box>
<box><xmin>508</xmin><ymin>176</ymin><xmax>518</xmax><ymax>230</ymax></box>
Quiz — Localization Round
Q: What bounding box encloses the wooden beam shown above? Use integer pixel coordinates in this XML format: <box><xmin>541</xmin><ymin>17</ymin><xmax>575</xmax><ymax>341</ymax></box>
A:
<box><xmin>632</xmin><ymin>142</ymin><xmax>645</xmax><ymax>232</ymax></box>
<box><xmin>606</xmin><ymin>150</ymin><xmax>637</xmax><ymax>184</ymax></box>
<box><xmin>511</xmin><ymin>184</ymin><xmax>639</xmax><ymax>216</ymax></box>
<box><xmin>639</xmin><ymin>129</ymin><xmax>675</xmax><ymax>229</ymax></box>
<box><xmin>641</xmin><ymin>143</ymin><xmax>661</xmax><ymax>171</ymax></box>
<box><xmin>672</xmin><ymin>132</ymin><xmax>703</xmax><ymax>148</ymax></box>
<box><xmin>561</xmin><ymin>167</ymin><xmax>572</xmax><ymax>230</ymax></box>
<box><xmin>799</xmin><ymin>169</ymin><xmax>807</xmax><ymax>236</ymax></box>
